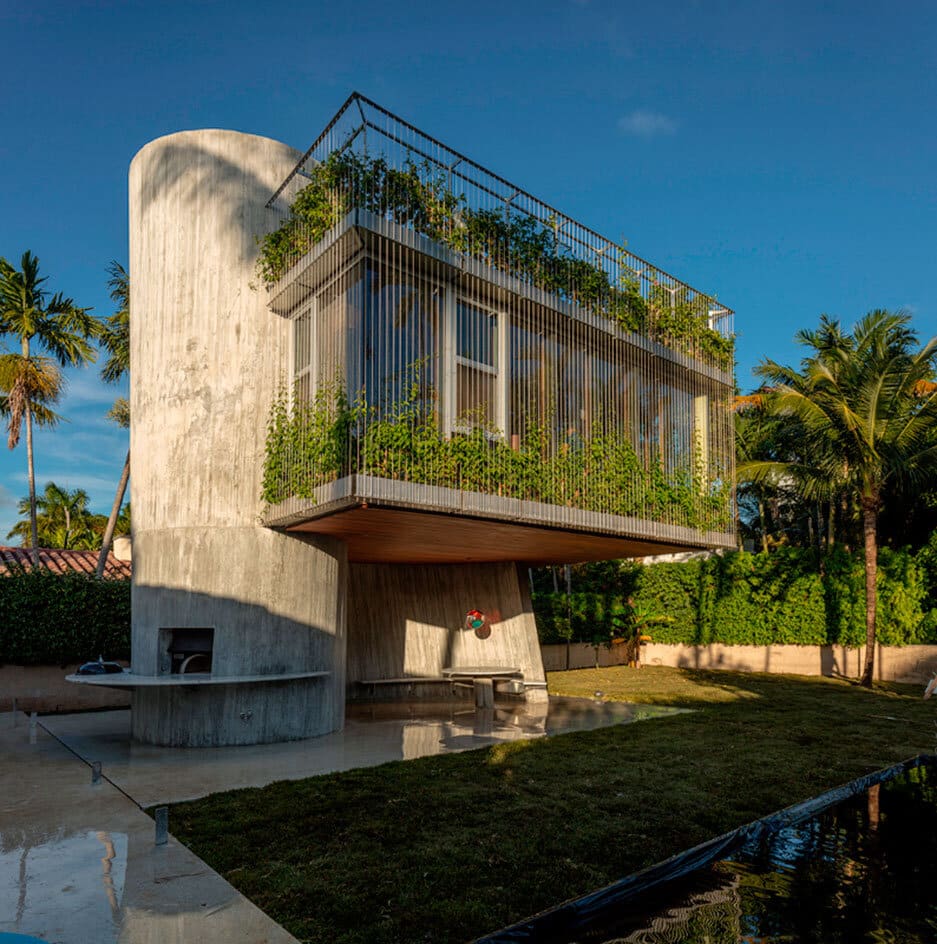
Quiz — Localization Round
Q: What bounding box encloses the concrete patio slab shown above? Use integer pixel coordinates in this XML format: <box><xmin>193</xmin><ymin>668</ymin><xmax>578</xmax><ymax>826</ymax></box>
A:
<box><xmin>0</xmin><ymin>712</ymin><xmax>297</xmax><ymax>944</ymax></box>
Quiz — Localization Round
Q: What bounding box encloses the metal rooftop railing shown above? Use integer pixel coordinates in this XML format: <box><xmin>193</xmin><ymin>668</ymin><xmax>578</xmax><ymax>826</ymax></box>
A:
<box><xmin>266</xmin><ymin>93</ymin><xmax>734</xmax><ymax>349</ymax></box>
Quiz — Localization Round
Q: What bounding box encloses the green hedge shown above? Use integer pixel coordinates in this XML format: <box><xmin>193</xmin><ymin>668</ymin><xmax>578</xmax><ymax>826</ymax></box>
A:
<box><xmin>534</xmin><ymin>546</ymin><xmax>937</xmax><ymax>648</ymax></box>
<box><xmin>0</xmin><ymin>571</ymin><xmax>131</xmax><ymax>666</ymax></box>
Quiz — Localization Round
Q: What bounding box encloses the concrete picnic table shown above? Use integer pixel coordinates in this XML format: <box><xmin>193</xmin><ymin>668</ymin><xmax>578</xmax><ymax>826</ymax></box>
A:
<box><xmin>441</xmin><ymin>666</ymin><xmax>522</xmax><ymax>708</ymax></box>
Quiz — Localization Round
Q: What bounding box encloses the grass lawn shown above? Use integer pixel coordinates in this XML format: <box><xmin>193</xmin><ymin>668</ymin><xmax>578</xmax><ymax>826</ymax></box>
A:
<box><xmin>167</xmin><ymin>667</ymin><xmax>936</xmax><ymax>943</ymax></box>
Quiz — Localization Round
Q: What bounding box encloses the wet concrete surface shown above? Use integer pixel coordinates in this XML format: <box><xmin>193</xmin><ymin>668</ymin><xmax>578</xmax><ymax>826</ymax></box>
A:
<box><xmin>41</xmin><ymin>697</ymin><xmax>684</xmax><ymax>806</ymax></box>
<box><xmin>0</xmin><ymin>711</ymin><xmax>296</xmax><ymax>944</ymax></box>
<box><xmin>1</xmin><ymin>697</ymin><xmax>681</xmax><ymax>942</ymax></box>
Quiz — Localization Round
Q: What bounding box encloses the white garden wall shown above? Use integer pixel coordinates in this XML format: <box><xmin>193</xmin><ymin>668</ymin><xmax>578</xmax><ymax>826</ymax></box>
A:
<box><xmin>542</xmin><ymin>642</ymin><xmax>937</xmax><ymax>685</ymax></box>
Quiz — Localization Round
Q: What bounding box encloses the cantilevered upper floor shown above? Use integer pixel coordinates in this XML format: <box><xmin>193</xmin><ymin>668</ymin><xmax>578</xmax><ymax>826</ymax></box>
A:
<box><xmin>257</xmin><ymin>94</ymin><xmax>736</xmax><ymax>564</ymax></box>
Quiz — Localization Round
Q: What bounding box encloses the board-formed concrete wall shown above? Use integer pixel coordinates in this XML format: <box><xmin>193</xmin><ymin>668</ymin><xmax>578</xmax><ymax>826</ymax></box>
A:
<box><xmin>347</xmin><ymin>562</ymin><xmax>546</xmax><ymax>699</ymax></box>
<box><xmin>129</xmin><ymin>129</ymin><xmax>348</xmax><ymax>745</ymax></box>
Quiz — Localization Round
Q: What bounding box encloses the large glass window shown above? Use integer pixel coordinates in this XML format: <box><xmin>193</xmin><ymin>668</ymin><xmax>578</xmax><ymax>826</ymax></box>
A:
<box><xmin>509</xmin><ymin>318</ymin><xmax>543</xmax><ymax>445</ymax></box>
<box><xmin>456</xmin><ymin>301</ymin><xmax>497</xmax><ymax>366</ymax></box>
<box><xmin>292</xmin><ymin>265</ymin><xmax>360</xmax><ymax>404</ymax></box>
<box><xmin>316</xmin><ymin>273</ymin><xmax>350</xmax><ymax>388</ymax></box>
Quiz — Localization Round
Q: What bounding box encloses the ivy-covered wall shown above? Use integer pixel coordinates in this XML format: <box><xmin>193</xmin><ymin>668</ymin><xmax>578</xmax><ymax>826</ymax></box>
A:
<box><xmin>533</xmin><ymin>546</ymin><xmax>937</xmax><ymax>648</ymax></box>
<box><xmin>0</xmin><ymin>572</ymin><xmax>131</xmax><ymax>666</ymax></box>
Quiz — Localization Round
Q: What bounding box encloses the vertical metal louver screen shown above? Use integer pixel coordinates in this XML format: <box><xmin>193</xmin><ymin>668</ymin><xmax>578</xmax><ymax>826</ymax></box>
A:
<box><xmin>260</xmin><ymin>94</ymin><xmax>735</xmax><ymax>541</ymax></box>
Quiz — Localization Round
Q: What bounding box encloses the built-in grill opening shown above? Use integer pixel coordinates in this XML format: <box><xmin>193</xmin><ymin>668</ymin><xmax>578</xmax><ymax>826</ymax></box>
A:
<box><xmin>159</xmin><ymin>627</ymin><xmax>214</xmax><ymax>675</ymax></box>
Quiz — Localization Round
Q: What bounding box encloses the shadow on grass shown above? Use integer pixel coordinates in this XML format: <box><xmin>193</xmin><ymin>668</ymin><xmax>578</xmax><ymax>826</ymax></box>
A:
<box><xmin>548</xmin><ymin>664</ymin><xmax>921</xmax><ymax>710</ymax></box>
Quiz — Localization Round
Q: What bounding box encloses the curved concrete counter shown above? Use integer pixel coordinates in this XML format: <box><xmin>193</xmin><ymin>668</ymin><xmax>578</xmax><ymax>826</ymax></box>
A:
<box><xmin>66</xmin><ymin>670</ymin><xmax>331</xmax><ymax>688</ymax></box>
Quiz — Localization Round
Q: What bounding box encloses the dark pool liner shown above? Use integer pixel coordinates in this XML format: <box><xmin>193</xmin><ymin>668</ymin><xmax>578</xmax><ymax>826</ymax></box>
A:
<box><xmin>475</xmin><ymin>753</ymin><xmax>935</xmax><ymax>943</ymax></box>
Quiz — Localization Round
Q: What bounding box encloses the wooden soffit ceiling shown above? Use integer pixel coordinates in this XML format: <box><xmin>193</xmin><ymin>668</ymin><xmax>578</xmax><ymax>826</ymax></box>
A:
<box><xmin>285</xmin><ymin>505</ymin><xmax>709</xmax><ymax>565</ymax></box>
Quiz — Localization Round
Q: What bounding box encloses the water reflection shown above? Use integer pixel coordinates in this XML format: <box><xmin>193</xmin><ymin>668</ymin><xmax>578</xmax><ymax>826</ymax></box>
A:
<box><xmin>0</xmin><ymin>831</ymin><xmax>128</xmax><ymax>943</ymax></box>
<box><xmin>346</xmin><ymin>697</ymin><xmax>684</xmax><ymax>759</ymax></box>
<box><xmin>39</xmin><ymin>697</ymin><xmax>685</xmax><ymax>811</ymax></box>
<box><xmin>1</xmin><ymin>712</ymin><xmax>299</xmax><ymax>944</ymax></box>
<box><xmin>591</xmin><ymin>765</ymin><xmax>937</xmax><ymax>944</ymax></box>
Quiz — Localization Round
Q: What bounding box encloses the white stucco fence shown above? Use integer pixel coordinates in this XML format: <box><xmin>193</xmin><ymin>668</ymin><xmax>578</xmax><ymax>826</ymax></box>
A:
<box><xmin>542</xmin><ymin>642</ymin><xmax>937</xmax><ymax>685</ymax></box>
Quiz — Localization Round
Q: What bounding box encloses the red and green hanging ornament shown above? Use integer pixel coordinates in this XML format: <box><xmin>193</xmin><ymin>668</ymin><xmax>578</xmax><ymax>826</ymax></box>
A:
<box><xmin>465</xmin><ymin>609</ymin><xmax>490</xmax><ymax>639</ymax></box>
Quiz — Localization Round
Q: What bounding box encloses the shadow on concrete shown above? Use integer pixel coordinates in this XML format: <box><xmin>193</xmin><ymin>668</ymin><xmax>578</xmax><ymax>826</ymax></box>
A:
<box><xmin>134</xmin><ymin>133</ymin><xmax>292</xmax><ymax>270</ymax></box>
<box><xmin>344</xmin><ymin>561</ymin><xmax>536</xmax><ymax>696</ymax></box>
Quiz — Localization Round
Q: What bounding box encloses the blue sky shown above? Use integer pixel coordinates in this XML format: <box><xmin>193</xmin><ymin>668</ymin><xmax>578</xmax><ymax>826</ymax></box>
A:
<box><xmin>1</xmin><ymin>0</ymin><xmax>936</xmax><ymax>539</ymax></box>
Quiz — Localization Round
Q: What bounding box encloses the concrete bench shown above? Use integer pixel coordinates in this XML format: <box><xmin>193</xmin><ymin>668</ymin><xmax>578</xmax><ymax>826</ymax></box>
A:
<box><xmin>356</xmin><ymin>677</ymin><xmax>451</xmax><ymax>697</ymax></box>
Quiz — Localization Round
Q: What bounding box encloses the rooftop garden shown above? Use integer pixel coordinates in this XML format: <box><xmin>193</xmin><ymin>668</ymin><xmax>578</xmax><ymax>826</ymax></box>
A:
<box><xmin>258</xmin><ymin>151</ymin><xmax>734</xmax><ymax>374</ymax></box>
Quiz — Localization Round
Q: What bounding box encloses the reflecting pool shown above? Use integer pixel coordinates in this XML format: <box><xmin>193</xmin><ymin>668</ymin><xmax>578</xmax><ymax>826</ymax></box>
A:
<box><xmin>566</xmin><ymin>763</ymin><xmax>937</xmax><ymax>944</ymax></box>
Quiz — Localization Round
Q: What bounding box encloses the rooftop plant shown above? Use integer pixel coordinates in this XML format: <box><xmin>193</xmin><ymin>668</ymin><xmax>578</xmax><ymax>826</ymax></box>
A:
<box><xmin>257</xmin><ymin>153</ymin><xmax>734</xmax><ymax>372</ymax></box>
<box><xmin>262</xmin><ymin>377</ymin><xmax>732</xmax><ymax>533</ymax></box>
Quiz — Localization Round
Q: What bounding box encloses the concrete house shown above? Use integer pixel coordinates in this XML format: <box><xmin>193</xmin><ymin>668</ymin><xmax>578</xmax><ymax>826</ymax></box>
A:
<box><xmin>75</xmin><ymin>94</ymin><xmax>735</xmax><ymax>746</ymax></box>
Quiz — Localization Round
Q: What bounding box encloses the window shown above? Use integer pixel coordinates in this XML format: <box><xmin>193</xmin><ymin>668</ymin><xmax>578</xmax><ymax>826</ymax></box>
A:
<box><xmin>348</xmin><ymin>261</ymin><xmax>439</xmax><ymax>417</ymax></box>
<box><xmin>291</xmin><ymin>262</ymin><xmax>366</xmax><ymax>405</ymax></box>
<box><xmin>316</xmin><ymin>274</ymin><xmax>349</xmax><ymax>388</ymax></box>
<box><xmin>293</xmin><ymin>308</ymin><xmax>313</xmax><ymax>403</ymax></box>
<box><xmin>455</xmin><ymin>301</ymin><xmax>499</xmax><ymax>429</ymax></box>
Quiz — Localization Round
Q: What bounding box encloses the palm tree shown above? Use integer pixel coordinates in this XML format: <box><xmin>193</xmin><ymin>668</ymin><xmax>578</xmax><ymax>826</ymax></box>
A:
<box><xmin>96</xmin><ymin>261</ymin><xmax>130</xmax><ymax>578</ymax></box>
<box><xmin>100</xmin><ymin>262</ymin><xmax>129</xmax><ymax>383</ymax></box>
<box><xmin>7</xmin><ymin>481</ymin><xmax>97</xmax><ymax>549</ymax></box>
<box><xmin>0</xmin><ymin>353</ymin><xmax>64</xmax><ymax>437</ymax></box>
<box><xmin>735</xmin><ymin>394</ymin><xmax>797</xmax><ymax>551</ymax></box>
<box><xmin>0</xmin><ymin>252</ymin><xmax>98</xmax><ymax>565</ymax></box>
<box><xmin>0</xmin><ymin>352</ymin><xmax>66</xmax><ymax>557</ymax></box>
<box><xmin>753</xmin><ymin>311</ymin><xmax>937</xmax><ymax>686</ymax></box>
<box><xmin>40</xmin><ymin>481</ymin><xmax>92</xmax><ymax>549</ymax></box>
<box><xmin>736</xmin><ymin>390</ymin><xmax>844</xmax><ymax>552</ymax></box>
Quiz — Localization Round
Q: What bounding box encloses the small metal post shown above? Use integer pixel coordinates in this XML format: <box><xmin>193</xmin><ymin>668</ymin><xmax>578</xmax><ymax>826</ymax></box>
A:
<box><xmin>91</xmin><ymin>761</ymin><xmax>102</xmax><ymax>785</ymax></box>
<box><xmin>154</xmin><ymin>807</ymin><xmax>169</xmax><ymax>846</ymax></box>
<box><xmin>29</xmin><ymin>711</ymin><xmax>37</xmax><ymax>744</ymax></box>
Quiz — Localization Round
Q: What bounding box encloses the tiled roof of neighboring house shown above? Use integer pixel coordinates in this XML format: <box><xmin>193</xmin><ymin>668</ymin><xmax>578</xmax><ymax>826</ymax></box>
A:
<box><xmin>0</xmin><ymin>546</ymin><xmax>132</xmax><ymax>580</ymax></box>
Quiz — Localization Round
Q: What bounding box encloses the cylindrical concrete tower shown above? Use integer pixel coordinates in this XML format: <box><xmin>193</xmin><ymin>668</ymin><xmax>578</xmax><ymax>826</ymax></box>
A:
<box><xmin>129</xmin><ymin>130</ymin><xmax>347</xmax><ymax>746</ymax></box>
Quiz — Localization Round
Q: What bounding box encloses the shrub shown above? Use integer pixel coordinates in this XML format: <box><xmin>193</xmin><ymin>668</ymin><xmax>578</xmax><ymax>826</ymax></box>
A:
<box><xmin>0</xmin><ymin>571</ymin><xmax>131</xmax><ymax>666</ymax></box>
<box><xmin>534</xmin><ymin>546</ymin><xmax>937</xmax><ymax>648</ymax></box>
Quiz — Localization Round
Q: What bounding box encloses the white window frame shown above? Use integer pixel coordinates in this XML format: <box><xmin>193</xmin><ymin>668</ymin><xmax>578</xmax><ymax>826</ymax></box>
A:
<box><xmin>290</xmin><ymin>299</ymin><xmax>316</xmax><ymax>404</ymax></box>
<box><xmin>289</xmin><ymin>257</ymin><xmax>364</xmax><ymax>405</ymax></box>
<box><xmin>445</xmin><ymin>290</ymin><xmax>509</xmax><ymax>437</ymax></box>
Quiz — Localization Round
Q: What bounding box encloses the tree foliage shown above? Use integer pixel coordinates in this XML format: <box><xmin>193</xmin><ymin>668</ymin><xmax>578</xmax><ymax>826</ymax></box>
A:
<box><xmin>0</xmin><ymin>251</ymin><xmax>99</xmax><ymax>563</ymax></box>
<box><xmin>741</xmin><ymin>311</ymin><xmax>937</xmax><ymax>684</ymax></box>
<box><xmin>99</xmin><ymin>261</ymin><xmax>129</xmax><ymax>384</ymax></box>
<box><xmin>96</xmin><ymin>261</ymin><xmax>132</xmax><ymax>578</ymax></box>
<box><xmin>6</xmin><ymin>481</ymin><xmax>104</xmax><ymax>550</ymax></box>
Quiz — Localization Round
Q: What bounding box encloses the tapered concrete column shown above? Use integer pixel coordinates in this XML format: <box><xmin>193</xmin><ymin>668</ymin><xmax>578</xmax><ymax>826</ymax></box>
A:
<box><xmin>129</xmin><ymin>129</ymin><xmax>347</xmax><ymax>746</ymax></box>
<box><xmin>346</xmin><ymin>562</ymin><xmax>547</xmax><ymax>702</ymax></box>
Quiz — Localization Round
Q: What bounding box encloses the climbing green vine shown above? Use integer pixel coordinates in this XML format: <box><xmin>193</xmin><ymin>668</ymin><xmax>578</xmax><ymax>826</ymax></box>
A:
<box><xmin>262</xmin><ymin>379</ymin><xmax>732</xmax><ymax>533</ymax></box>
<box><xmin>258</xmin><ymin>152</ymin><xmax>734</xmax><ymax>372</ymax></box>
